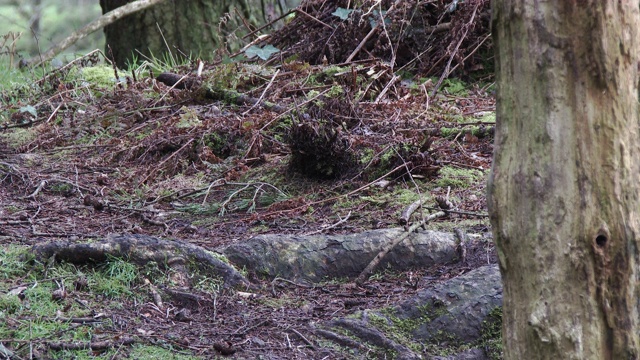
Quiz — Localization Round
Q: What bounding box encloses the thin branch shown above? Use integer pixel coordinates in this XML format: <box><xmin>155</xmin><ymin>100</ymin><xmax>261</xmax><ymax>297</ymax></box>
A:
<box><xmin>26</xmin><ymin>0</ymin><xmax>167</xmax><ymax>67</ymax></box>
<box><xmin>355</xmin><ymin>211</ymin><xmax>446</xmax><ymax>285</ymax></box>
<box><xmin>242</xmin><ymin>69</ymin><xmax>280</xmax><ymax>116</ymax></box>
<box><xmin>430</xmin><ymin>4</ymin><xmax>479</xmax><ymax>97</ymax></box>
<box><xmin>304</xmin><ymin>211</ymin><xmax>351</xmax><ymax>235</ymax></box>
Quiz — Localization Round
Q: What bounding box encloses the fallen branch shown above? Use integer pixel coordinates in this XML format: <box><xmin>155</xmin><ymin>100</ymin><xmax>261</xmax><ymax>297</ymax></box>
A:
<box><xmin>25</xmin><ymin>0</ymin><xmax>167</xmax><ymax>67</ymax></box>
<box><xmin>398</xmin><ymin>198</ymin><xmax>428</xmax><ymax>225</ymax></box>
<box><xmin>242</xmin><ymin>69</ymin><xmax>280</xmax><ymax>115</ymax></box>
<box><xmin>423</xmin><ymin>207</ymin><xmax>488</xmax><ymax>218</ymax></box>
<box><xmin>24</xmin><ymin>180</ymin><xmax>47</xmax><ymax>199</ymax></box>
<box><xmin>144</xmin><ymin>278</ymin><xmax>163</xmax><ymax>309</ymax></box>
<box><xmin>155</xmin><ymin>72</ymin><xmax>288</xmax><ymax>113</ymax></box>
<box><xmin>355</xmin><ymin>211</ymin><xmax>446</xmax><ymax>285</ymax></box>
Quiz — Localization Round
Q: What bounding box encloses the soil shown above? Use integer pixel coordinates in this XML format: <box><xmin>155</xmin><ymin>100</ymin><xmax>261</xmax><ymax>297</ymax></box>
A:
<box><xmin>0</xmin><ymin>64</ymin><xmax>496</xmax><ymax>358</ymax></box>
<box><xmin>0</xmin><ymin>2</ymin><xmax>497</xmax><ymax>357</ymax></box>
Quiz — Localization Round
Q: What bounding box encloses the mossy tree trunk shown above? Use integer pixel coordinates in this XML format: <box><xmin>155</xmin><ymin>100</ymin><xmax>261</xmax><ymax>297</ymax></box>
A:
<box><xmin>489</xmin><ymin>1</ymin><xmax>640</xmax><ymax>359</ymax></box>
<box><xmin>99</xmin><ymin>0</ymin><xmax>286</xmax><ymax>67</ymax></box>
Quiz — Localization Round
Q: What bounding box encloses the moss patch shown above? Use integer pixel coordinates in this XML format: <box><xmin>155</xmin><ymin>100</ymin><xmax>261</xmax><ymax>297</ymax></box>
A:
<box><xmin>435</xmin><ymin>166</ymin><xmax>486</xmax><ymax>189</ymax></box>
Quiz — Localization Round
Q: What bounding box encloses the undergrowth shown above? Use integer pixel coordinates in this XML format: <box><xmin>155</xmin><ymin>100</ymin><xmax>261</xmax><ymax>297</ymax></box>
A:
<box><xmin>0</xmin><ymin>245</ymin><xmax>206</xmax><ymax>359</ymax></box>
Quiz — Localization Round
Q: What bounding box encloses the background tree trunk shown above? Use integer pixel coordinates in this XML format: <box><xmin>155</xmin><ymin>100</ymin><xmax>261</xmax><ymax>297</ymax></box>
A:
<box><xmin>489</xmin><ymin>1</ymin><xmax>640</xmax><ymax>359</ymax></box>
<box><xmin>99</xmin><ymin>0</ymin><xmax>289</xmax><ymax>67</ymax></box>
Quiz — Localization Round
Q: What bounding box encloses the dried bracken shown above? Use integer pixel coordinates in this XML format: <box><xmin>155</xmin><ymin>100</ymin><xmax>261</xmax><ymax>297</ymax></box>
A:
<box><xmin>269</xmin><ymin>0</ymin><xmax>492</xmax><ymax>78</ymax></box>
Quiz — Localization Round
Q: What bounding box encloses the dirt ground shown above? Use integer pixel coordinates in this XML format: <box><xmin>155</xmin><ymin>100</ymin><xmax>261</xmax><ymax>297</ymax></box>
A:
<box><xmin>0</xmin><ymin>59</ymin><xmax>496</xmax><ymax>358</ymax></box>
<box><xmin>0</xmin><ymin>2</ymin><xmax>497</xmax><ymax>353</ymax></box>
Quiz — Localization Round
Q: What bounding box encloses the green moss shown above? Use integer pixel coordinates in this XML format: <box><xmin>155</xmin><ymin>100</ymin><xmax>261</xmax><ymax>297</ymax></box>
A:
<box><xmin>327</xmin><ymin>85</ymin><xmax>345</xmax><ymax>97</ymax></box>
<box><xmin>477</xmin><ymin>307</ymin><xmax>503</xmax><ymax>360</ymax></box>
<box><xmin>72</xmin><ymin>66</ymin><xmax>126</xmax><ymax>89</ymax></box>
<box><xmin>0</xmin><ymin>128</ymin><xmax>38</xmax><ymax>148</ymax></box>
<box><xmin>393</xmin><ymin>188</ymin><xmax>423</xmax><ymax>204</ymax></box>
<box><xmin>177</xmin><ymin>107</ymin><xmax>202</xmax><ymax>128</ymax></box>
<box><xmin>324</xmin><ymin>65</ymin><xmax>349</xmax><ymax>76</ymax></box>
<box><xmin>306</xmin><ymin>89</ymin><xmax>321</xmax><ymax>99</ymax></box>
<box><xmin>0</xmin><ymin>294</ymin><xmax>22</xmax><ymax>315</ymax></box>
<box><xmin>479</xmin><ymin>112</ymin><xmax>495</xmax><ymax>123</ymax></box>
<box><xmin>49</xmin><ymin>182</ymin><xmax>74</xmax><ymax>196</ymax></box>
<box><xmin>128</xmin><ymin>344</ymin><xmax>199</xmax><ymax>359</ymax></box>
<box><xmin>435</xmin><ymin>166</ymin><xmax>486</xmax><ymax>189</ymax></box>
<box><xmin>0</xmin><ymin>245</ymin><xmax>31</xmax><ymax>282</ymax></box>
<box><xmin>366</xmin><ymin>309</ymin><xmax>429</xmax><ymax>353</ymax></box>
<box><xmin>326</xmin><ymin>323</ymin><xmax>399</xmax><ymax>359</ymax></box>
<box><xmin>431</xmin><ymin>218</ymin><xmax>492</xmax><ymax>233</ymax></box>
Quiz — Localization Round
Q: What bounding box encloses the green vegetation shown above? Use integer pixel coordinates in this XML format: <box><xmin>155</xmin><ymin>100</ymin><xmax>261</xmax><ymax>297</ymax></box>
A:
<box><xmin>477</xmin><ymin>307</ymin><xmax>503</xmax><ymax>360</ymax></box>
<box><xmin>441</xmin><ymin>78</ymin><xmax>468</xmax><ymax>96</ymax></box>
<box><xmin>0</xmin><ymin>8</ymin><xmax>494</xmax><ymax>355</ymax></box>
<box><xmin>435</xmin><ymin>166</ymin><xmax>486</xmax><ymax>189</ymax></box>
<box><xmin>0</xmin><ymin>245</ymin><xmax>202</xmax><ymax>359</ymax></box>
<box><xmin>129</xmin><ymin>345</ymin><xmax>200</xmax><ymax>360</ymax></box>
<box><xmin>479</xmin><ymin>112</ymin><xmax>496</xmax><ymax>123</ymax></box>
<box><xmin>0</xmin><ymin>0</ymin><xmax>102</xmax><ymax>60</ymax></box>
<box><xmin>70</xmin><ymin>65</ymin><xmax>125</xmax><ymax>88</ymax></box>
<box><xmin>91</xmin><ymin>256</ymin><xmax>140</xmax><ymax>298</ymax></box>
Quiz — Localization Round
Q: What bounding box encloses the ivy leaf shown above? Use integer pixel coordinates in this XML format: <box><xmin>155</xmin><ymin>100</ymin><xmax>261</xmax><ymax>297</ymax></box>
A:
<box><xmin>332</xmin><ymin>7</ymin><xmax>354</xmax><ymax>20</ymax></box>
<box><xmin>369</xmin><ymin>10</ymin><xmax>390</xmax><ymax>28</ymax></box>
<box><xmin>19</xmin><ymin>105</ymin><xmax>37</xmax><ymax>117</ymax></box>
<box><xmin>245</xmin><ymin>45</ymin><xmax>280</xmax><ymax>60</ymax></box>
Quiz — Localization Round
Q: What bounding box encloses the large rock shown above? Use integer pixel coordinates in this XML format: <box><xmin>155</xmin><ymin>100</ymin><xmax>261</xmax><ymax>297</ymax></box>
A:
<box><xmin>223</xmin><ymin>228</ymin><xmax>459</xmax><ymax>282</ymax></box>
<box><xmin>397</xmin><ymin>264</ymin><xmax>502</xmax><ymax>343</ymax></box>
<box><xmin>314</xmin><ymin>265</ymin><xmax>502</xmax><ymax>359</ymax></box>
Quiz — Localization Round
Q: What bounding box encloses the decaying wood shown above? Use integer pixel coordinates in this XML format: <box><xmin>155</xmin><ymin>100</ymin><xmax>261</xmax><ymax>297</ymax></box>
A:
<box><xmin>398</xmin><ymin>198</ymin><xmax>428</xmax><ymax>225</ymax></box>
<box><xmin>25</xmin><ymin>0</ymin><xmax>166</xmax><ymax>67</ymax></box>
<box><xmin>156</xmin><ymin>72</ymin><xmax>287</xmax><ymax>113</ymax></box>
<box><xmin>31</xmin><ymin>234</ymin><xmax>249</xmax><ymax>288</ymax></box>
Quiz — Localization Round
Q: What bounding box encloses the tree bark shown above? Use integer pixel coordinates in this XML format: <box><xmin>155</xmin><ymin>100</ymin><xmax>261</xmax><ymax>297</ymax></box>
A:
<box><xmin>100</xmin><ymin>0</ymin><xmax>285</xmax><ymax>68</ymax></box>
<box><xmin>489</xmin><ymin>1</ymin><xmax>640</xmax><ymax>359</ymax></box>
<box><xmin>25</xmin><ymin>0</ymin><xmax>165</xmax><ymax>66</ymax></box>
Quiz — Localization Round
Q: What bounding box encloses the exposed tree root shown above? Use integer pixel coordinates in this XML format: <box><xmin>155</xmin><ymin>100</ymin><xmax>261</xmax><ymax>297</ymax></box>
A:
<box><xmin>30</xmin><ymin>234</ymin><xmax>249</xmax><ymax>288</ymax></box>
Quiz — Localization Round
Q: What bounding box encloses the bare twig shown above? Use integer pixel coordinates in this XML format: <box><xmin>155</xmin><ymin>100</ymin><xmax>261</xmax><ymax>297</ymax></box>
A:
<box><xmin>304</xmin><ymin>211</ymin><xmax>351</xmax><ymax>235</ymax></box>
<box><xmin>242</xmin><ymin>69</ymin><xmax>280</xmax><ymax>116</ymax></box>
<box><xmin>346</xmin><ymin>24</ymin><xmax>379</xmax><ymax>63</ymax></box>
<box><xmin>295</xmin><ymin>8</ymin><xmax>334</xmax><ymax>30</ymax></box>
<box><xmin>446</xmin><ymin>33</ymin><xmax>491</xmax><ymax>76</ymax></box>
<box><xmin>139</xmin><ymin>139</ymin><xmax>194</xmax><ymax>184</ymax></box>
<box><xmin>288</xmin><ymin>328</ymin><xmax>316</xmax><ymax>349</ymax></box>
<box><xmin>423</xmin><ymin>206</ymin><xmax>488</xmax><ymax>217</ymax></box>
<box><xmin>355</xmin><ymin>211</ymin><xmax>446</xmax><ymax>285</ymax></box>
<box><xmin>374</xmin><ymin>74</ymin><xmax>400</xmax><ymax>103</ymax></box>
<box><xmin>24</xmin><ymin>180</ymin><xmax>47</xmax><ymax>199</ymax></box>
<box><xmin>430</xmin><ymin>4</ymin><xmax>479</xmax><ymax>97</ymax></box>
<box><xmin>454</xmin><ymin>228</ymin><xmax>467</xmax><ymax>264</ymax></box>
<box><xmin>398</xmin><ymin>198</ymin><xmax>429</xmax><ymax>225</ymax></box>
<box><xmin>144</xmin><ymin>278</ymin><xmax>163</xmax><ymax>309</ymax></box>
<box><xmin>47</xmin><ymin>338</ymin><xmax>135</xmax><ymax>351</ymax></box>
<box><xmin>242</xmin><ymin>9</ymin><xmax>296</xmax><ymax>39</ymax></box>
<box><xmin>272</xmin><ymin>277</ymin><xmax>313</xmax><ymax>289</ymax></box>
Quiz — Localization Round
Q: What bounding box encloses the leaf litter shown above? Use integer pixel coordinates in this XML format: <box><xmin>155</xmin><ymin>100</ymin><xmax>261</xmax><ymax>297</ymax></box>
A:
<box><xmin>0</xmin><ymin>0</ymin><xmax>497</xmax><ymax>358</ymax></box>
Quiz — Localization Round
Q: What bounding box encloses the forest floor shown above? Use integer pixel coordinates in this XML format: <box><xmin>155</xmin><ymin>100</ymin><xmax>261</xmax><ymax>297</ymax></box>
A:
<box><xmin>0</xmin><ymin>57</ymin><xmax>497</xmax><ymax>359</ymax></box>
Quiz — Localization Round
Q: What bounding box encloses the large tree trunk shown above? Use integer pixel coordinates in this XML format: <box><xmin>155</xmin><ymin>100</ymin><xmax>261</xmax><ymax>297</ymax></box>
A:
<box><xmin>488</xmin><ymin>1</ymin><xmax>640</xmax><ymax>359</ymax></box>
<box><xmin>100</xmin><ymin>0</ymin><xmax>284</xmax><ymax>67</ymax></box>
